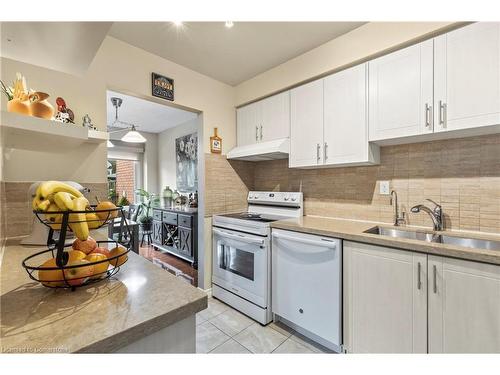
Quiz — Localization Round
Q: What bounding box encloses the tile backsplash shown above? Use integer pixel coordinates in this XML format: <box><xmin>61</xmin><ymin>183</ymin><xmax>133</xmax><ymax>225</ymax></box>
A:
<box><xmin>207</xmin><ymin>134</ymin><xmax>500</xmax><ymax>233</ymax></box>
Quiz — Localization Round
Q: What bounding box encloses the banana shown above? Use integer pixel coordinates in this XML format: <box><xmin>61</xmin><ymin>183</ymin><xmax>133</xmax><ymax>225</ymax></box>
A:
<box><xmin>86</xmin><ymin>212</ymin><xmax>103</xmax><ymax>229</ymax></box>
<box><xmin>38</xmin><ymin>181</ymin><xmax>83</xmax><ymax>201</ymax></box>
<box><xmin>68</xmin><ymin>197</ymin><xmax>90</xmax><ymax>240</ymax></box>
<box><xmin>53</xmin><ymin>192</ymin><xmax>76</xmax><ymax>211</ymax></box>
<box><xmin>37</xmin><ymin>199</ymin><xmax>52</xmax><ymax>212</ymax></box>
<box><xmin>44</xmin><ymin>203</ymin><xmax>63</xmax><ymax>230</ymax></box>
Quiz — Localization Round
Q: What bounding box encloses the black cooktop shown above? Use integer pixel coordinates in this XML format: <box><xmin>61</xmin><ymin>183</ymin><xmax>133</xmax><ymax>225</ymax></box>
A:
<box><xmin>221</xmin><ymin>212</ymin><xmax>279</xmax><ymax>223</ymax></box>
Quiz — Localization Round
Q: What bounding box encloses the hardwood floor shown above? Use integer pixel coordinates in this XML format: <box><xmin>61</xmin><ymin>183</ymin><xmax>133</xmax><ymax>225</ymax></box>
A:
<box><xmin>139</xmin><ymin>244</ymin><xmax>198</xmax><ymax>287</ymax></box>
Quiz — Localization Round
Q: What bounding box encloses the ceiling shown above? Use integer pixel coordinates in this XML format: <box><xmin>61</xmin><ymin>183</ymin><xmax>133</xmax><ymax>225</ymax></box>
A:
<box><xmin>107</xmin><ymin>90</ymin><xmax>197</xmax><ymax>134</ymax></box>
<box><xmin>1</xmin><ymin>22</ymin><xmax>112</xmax><ymax>76</ymax></box>
<box><xmin>109</xmin><ymin>22</ymin><xmax>365</xmax><ymax>85</ymax></box>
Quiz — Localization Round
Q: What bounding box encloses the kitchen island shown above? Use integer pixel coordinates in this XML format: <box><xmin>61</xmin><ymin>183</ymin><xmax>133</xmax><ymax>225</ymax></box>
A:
<box><xmin>0</xmin><ymin>239</ymin><xmax>207</xmax><ymax>353</ymax></box>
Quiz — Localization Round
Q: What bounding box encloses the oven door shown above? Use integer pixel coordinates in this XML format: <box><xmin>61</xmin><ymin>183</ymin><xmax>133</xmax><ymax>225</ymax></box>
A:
<box><xmin>212</xmin><ymin>227</ymin><xmax>268</xmax><ymax>308</ymax></box>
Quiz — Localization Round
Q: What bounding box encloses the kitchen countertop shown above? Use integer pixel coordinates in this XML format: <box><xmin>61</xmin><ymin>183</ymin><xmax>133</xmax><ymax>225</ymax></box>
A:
<box><xmin>271</xmin><ymin>216</ymin><xmax>500</xmax><ymax>266</ymax></box>
<box><xmin>0</xmin><ymin>239</ymin><xmax>207</xmax><ymax>353</ymax></box>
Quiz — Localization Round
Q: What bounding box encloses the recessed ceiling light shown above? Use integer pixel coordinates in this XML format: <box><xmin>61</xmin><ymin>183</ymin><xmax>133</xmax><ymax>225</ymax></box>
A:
<box><xmin>172</xmin><ymin>21</ymin><xmax>183</xmax><ymax>27</ymax></box>
<box><xmin>225</xmin><ymin>21</ymin><xmax>234</xmax><ymax>28</ymax></box>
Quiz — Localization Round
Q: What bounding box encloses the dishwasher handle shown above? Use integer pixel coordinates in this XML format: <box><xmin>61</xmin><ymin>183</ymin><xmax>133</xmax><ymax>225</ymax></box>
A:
<box><xmin>273</xmin><ymin>232</ymin><xmax>337</xmax><ymax>249</ymax></box>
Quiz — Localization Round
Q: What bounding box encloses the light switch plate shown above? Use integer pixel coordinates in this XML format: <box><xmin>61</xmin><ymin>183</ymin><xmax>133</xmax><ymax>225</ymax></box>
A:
<box><xmin>379</xmin><ymin>180</ymin><xmax>390</xmax><ymax>195</ymax></box>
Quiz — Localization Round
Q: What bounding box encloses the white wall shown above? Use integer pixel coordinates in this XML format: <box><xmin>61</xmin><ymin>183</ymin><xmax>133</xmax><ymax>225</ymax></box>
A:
<box><xmin>158</xmin><ymin>117</ymin><xmax>198</xmax><ymax>194</ymax></box>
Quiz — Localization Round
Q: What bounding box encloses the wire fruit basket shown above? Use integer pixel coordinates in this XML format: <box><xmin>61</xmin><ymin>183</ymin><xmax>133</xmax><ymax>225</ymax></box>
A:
<box><xmin>22</xmin><ymin>206</ymin><xmax>132</xmax><ymax>290</ymax></box>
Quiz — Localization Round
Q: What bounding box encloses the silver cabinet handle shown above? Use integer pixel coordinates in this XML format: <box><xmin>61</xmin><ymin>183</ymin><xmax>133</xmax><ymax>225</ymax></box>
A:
<box><xmin>425</xmin><ymin>103</ymin><xmax>432</xmax><ymax>129</ymax></box>
<box><xmin>316</xmin><ymin>143</ymin><xmax>321</xmax><ymax>162</ymax></box>
<box><xmin>260</xmin><ymin>125</ymin><xmax>263</xmax><ymax>140</ymax></box>
<box><xmin>255</xmin><ymin>126</ymin><xmax>259</xmax><ymax>141</ymax></box>
<box><xmin>439</xmin><ymin>101</ymin><xmax>447</xmax><ymax>128</ymax></box>
<box><xmin>417</xmin><ymin>262</ymin><xmax>422</xmax><ymax>290</ymax></box>
<box><xmin>324</xmin><ymin>142</ymin><xmax>328</xmax><ymax>161</ymax></box>
<box><xmin>433</xmin><ymin>264</ymin><xmax>437</xmax><ymax>294</ymax></box>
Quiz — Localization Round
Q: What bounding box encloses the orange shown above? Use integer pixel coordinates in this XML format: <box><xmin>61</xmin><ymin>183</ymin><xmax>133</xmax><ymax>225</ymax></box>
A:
<box><xmin>63</xmin><ymin>259</ymin><xmax>94</xmax><ymax>286</ymax></box>
<box><xmin>95</xmin><ymin>201</ymin><xmax>118</xmax><ymax>221</ymax></box>
<box><xmin>38</xmin><ymin>258</ymin><xmax>64</xmax><ymax>287</ymax></box>
<box><xmin>109</xmin><ymin>246</ymin><xmax>128</xmax><ymax>267</ymax></box>
<box><xmin>85</xmin><ymin>253</ymin><xmax>109</xmax><ymax>279</ymax></box>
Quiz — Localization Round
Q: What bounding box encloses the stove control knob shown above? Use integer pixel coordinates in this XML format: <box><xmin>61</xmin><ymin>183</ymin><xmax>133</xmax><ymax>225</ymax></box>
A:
<box><xmin>284</xmin><ymin>197</ymin><xmax>289</xmax><ymax>201</ymax></box>
<box><xmin>291</xmin><ymin>197</ymin><xmax>297</xmax><ymax>202</ymax></box>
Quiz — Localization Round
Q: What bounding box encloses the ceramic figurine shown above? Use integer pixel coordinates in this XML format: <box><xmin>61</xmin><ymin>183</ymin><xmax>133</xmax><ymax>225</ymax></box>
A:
<box><xmin>54</xmin><ymin>97</ymin><xmax>75</xmax><ymax>123</ymax></box>
<box><xmin>29</xmin><ymin>92</ymin><xmax>55</xmax><ymax>120</ymax></box>
<box><xmin>82</xmin><ymin>114</ymin><xmax>96</xmax><ymax>130</ymax></box>
<box><xmin>1</xmin><ymin>73</ymin><xmax>30</xmax><ymax>116</ymax></box>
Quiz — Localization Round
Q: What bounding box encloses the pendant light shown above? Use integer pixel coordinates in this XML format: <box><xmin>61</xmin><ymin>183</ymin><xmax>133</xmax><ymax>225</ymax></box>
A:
<box><xmin>108</xmin><ymin>96</ymin><xmax>146</xmax><ymax>143</ymax></box>
<box><xmin>121</xmin><ymin>125</ymin><xmax>146</xmax><ymax>143</ymax></box>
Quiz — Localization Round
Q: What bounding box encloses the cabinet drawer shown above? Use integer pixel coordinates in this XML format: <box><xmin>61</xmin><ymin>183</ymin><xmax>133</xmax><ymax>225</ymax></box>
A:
<box><xmin>152</xmin><ymin>210</ymin><xmax>162</xmax><ymax>221</ymax></box>
<box><xmin>178</xmin><ymin>214</ymin><xmax>192</xmax><ymax>228</ymax></box>
<box><xmin>162</xmin><ymin>212</ymin><xmax>178</xmax><ymax>225</ymax></box>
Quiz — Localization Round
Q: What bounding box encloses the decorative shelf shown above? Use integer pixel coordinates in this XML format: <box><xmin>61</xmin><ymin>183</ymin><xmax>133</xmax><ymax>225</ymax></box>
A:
<box><xmin>0</xmin><ymin>111</ymin><xmax>108</xmax><ymax>144</ymax></box>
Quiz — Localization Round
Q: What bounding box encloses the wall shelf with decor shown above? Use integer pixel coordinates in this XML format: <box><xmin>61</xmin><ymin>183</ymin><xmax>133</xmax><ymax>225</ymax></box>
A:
<box><xmin>0</xmin><ymin>111</ymin><xmax>109</xmax><ymax>145</ymax></box>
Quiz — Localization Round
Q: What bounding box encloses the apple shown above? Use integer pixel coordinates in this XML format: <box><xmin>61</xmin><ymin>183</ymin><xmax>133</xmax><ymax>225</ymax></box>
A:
<box><xmin>90</xmin><ymin>247</ymin><xmax>111</xmax><ymax>258</ymax></box>
<box><xmin>72</xmin><ymin>236</ymin><xmax>97</xmax><ymax>254</ymax></box>
<box><xmin>109</xmin><ymin>246</ymin><xmax>128</xmax><ymax>267</ymax></box>
<box><xmin>63</xmin><ymin>259</ymin><xmax>94</xmax><ymax>286</ymax></box>
<box><xmin>66</xmin><ymin>250</ymin><xmax>86</xmax><ymax>262</ymax></box>
<box><xmin>85</xmin><ymin>253</ymin><xmax>109</xmax><ymax>279</ymax></box>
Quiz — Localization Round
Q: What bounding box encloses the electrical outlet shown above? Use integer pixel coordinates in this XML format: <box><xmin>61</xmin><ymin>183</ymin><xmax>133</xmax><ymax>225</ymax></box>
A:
<box><xmin>379</xmin><ymin>180</ymin><xmax>390</xmax><ymax>195</ymax></box>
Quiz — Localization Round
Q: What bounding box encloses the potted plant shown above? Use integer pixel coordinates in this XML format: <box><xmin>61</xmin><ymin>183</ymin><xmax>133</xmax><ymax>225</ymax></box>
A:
<box><xmin>135</xmin><ymin>188</ymin><xmax>159</xmax><ymax>232</ymax></box>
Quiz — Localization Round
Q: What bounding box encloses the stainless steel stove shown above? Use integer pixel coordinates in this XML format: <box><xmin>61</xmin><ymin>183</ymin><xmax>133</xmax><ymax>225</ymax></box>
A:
<box><xmin>212</xmin><ymin>191</ymin><xmax>303</xmax><ymax>324</ymax></box>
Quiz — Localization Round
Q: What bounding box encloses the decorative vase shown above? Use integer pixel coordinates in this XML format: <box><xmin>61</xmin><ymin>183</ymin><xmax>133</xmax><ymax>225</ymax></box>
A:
<box><xmin>7</xmin><ymin>98</ymin><xmax>30</xmax><ymax>116</ymax></box>
<box><xmin>29</xmin><ymin>92</ymin><xmax>55</xmax><ymax>120</ymax></box>
<box><xmin>162</xmin><ymin>186</ymin><xmax>173</xmax><ymax>207</ymax></box>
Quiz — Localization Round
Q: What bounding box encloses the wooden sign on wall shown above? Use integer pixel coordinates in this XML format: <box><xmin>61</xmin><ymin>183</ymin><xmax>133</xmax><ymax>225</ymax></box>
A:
<box><xmin>152</xmin><ymin>72</ymin><xmax>174</xmax><ymax>101</ymax></box>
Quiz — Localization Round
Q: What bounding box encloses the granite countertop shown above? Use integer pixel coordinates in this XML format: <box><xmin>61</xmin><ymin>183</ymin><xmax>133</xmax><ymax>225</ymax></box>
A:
<box><xmin>271</xmin><ymin>216</ymin><xmax>500</xmax><ymax>266</ymax></box>
<box><xmin>0</xmin><ymin>239</ymin><xmax>207</xmax><ymax>353</ymax></box>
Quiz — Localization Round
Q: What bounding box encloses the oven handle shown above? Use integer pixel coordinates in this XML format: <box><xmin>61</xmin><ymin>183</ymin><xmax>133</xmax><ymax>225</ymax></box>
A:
<box><xmin>273</xmin><ymin>232</ymin><xmax>337</xmax><ymax>249</ymax></box>
<box><xmin>213</xmin><ymin>228</ymin><xmax>265</xmax><ymax>246</ymax></box>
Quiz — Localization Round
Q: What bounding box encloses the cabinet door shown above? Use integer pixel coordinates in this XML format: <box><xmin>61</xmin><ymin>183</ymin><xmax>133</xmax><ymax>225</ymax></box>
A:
<box><xmin>178</xmin><ymin>227</ymin><xmax>193</xmax><ymax>259</ymax></box>
<box><xmin>343</xmin><ymin>241</ymin><xmax>427</xmax><ymax>353</ymax></box>
<box><xmin>428</xmin><ymin>255</ymin><xmax>500</xmax><ymax>353</ymax></box>
<box><xmin>290</xmin><ymin>79</ymin><xmax>324</xmax><ymax>168</ymax></box>
<box><xmin>434</xmin><ymin>22</ymin><xmax>500</xmax><ymax>132</ymax></box>
<box><xmin>236</xmin><ymin>103</ymin><xmax>260</xmax><ymax>146</ymax></box>
<box><xmin>152</xmin><ymin>220</ymin><xmax>162</xmax><ymax>245</ymax></box>
<box><xmin>324</xmin><ymin>63</ymin><xmax>371</xmax><ymax>165</ymax></box>
<box><xmin>261</xmin><ymin>91</ymin><xmax>290</xmax><ymax>142</ymax></box>
<box><xmin>369</xmin><ymin>40</ymin><xmax>434</xmax><ymax>141</ymax></box>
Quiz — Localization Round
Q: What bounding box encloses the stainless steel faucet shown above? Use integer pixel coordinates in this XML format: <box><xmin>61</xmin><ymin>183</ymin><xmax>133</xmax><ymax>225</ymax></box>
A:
<box><xmin>411</xmin><ymin>199</ymin><xmax>444</xmax><ymax>231</ymax></box>
<box><xmin>390</xmin><ymin>190</ymin><xmax>405</xmax><ymax>226</ymax></box>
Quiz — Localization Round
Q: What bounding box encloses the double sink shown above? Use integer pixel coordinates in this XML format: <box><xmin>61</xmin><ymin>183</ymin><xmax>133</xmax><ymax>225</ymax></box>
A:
<box><xmin>364</xmin><ymin>226</ymin><xmax>500</xmax><ymax>251</ymax></box>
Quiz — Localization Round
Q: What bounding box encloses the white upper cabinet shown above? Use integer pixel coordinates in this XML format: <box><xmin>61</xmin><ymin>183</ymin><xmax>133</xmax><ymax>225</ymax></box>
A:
<box><xmin>324</xmin><ymin>63</ymin><xmax>379</xmax><ymax>166</ymax></box>
<box><xmin>428</xmin><ymin>256</ymin><xmax>500</xmax><ymax>353</ymax></box>
<box><xmin>369</xmin><ymin>39</ymin><xmax>434</xmax><ymax>141</ymax></box>
<box><xmin>236</xmin><ymin>91</ymin><xmax>290</xmax><ymax>147</ymax></box>
<box><xmin>260</xmin><ymin>91</ymin><xmax>290</xmax><ymax>142</ymax></box>
<box><xmin>434</xmin><ymin>22</ymin><xmax>500</xmax><ymax>132</ymax></box>
<box><xmin>236</xmin><ymin>102</ymin><xmax>260</xmax><ymax>146</ymax></box>
<box><xmin>290</xmin><ymin>79</ymin><xmax>324</xmax><ymax>168</ymax></box>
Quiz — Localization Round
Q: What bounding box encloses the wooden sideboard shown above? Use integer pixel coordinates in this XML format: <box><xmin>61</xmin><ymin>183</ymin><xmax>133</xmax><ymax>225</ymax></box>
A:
<box><xmin>151</xmin><ymin>207</ymin><xmax>198</xmax><ymax>268</ymax></box>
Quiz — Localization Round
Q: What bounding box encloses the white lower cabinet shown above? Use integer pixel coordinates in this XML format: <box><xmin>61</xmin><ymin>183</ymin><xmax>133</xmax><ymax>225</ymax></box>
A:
<box><xmin>344</xmin><ymin>241</ymin><xmax>500</xmax><ymax>353</ymax></box>
<box><xmin>272</xmin><ymin>229</ymin><xmax>342</xmax><ymax>352</ymax></box>
<box><xmin>428</xmin><ymin>255</ymin><xmax>500</xmax><ymax>353</ymax></box>
<box><xmin>343</xmin><ymin>241</ymin><xmax>427</xmax><ymax>353</ymax></box>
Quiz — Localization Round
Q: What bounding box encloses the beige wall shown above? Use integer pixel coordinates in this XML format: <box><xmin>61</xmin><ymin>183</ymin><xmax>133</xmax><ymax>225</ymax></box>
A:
<box><xmin>235</xmin><ymin>22</ymin><xmax>461</xmax><ymax>106</ymax></box>
<box><xmin>158</xmin><ymin>118</ymin><xmax>199</xmax><ymax>194</ymax></box>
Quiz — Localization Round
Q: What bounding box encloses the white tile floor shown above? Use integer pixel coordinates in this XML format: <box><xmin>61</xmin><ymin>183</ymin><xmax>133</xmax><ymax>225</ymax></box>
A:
<box><xmin>196</xmin><ymin>297</ymin><xmax>332</xmax><ymax>354</ymax></box>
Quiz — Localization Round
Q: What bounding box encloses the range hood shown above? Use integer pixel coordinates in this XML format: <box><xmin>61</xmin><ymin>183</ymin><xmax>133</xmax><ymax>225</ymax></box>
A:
<box><xmin>226</xmin><ymin>138</ymin><xmax>290</xmax><ymax>161</ymax></box>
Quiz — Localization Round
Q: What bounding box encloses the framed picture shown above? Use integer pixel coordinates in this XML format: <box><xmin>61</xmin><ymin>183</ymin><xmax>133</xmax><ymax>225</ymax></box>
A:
<box><xmin>152</xmin><ymin>72</ymin><xmax>174</xmax><ymax>101</ymax></box>
<box><xmin>176</xmin><ymin>133</ymin><xmax>198</xmax><ymax>192</ymax></box>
